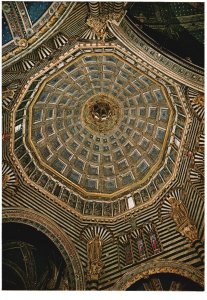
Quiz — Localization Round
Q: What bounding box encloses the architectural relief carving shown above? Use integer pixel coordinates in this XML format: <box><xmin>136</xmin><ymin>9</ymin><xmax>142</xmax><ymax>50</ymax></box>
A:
<box><xmin>2</xmin><ymin>2</ymin><xmax>74</xmax><ymax>67</ymax></box>
<box><xmin>2</xmin><ymin>162</ymin><xmax>18</xmax><ymax>193</ymax></box>
<box><xmin>115</xmin><ymin>19</ymin><xmax>204</xmax><ymax>90</ymax></box>
<box><xmin>80</xmin><ymin>225</ymin><xmax>114</xmax><ymax>282</ymax></box>
<box><xmin>192</xmin><ymin>93</ymin><xmax>204</xmax><ymax>107</ymax></box>
<box><xmin>188</xmin><ymin>129</ymin><xmax>204</xmax><ymax>197</ymax></box>
<box><xmin>179</xmin><ymin>224</ymin><xmax>198</xmax><ymax>242</ymax></box>
<box><xmin>87</xmin><ymin>234</ymin><xmax>104</xmax><ymax>281</ymax></box>
<box><xmin>86</xmin><ymin>12</ymin><xmax>124</xmax><ymax>41</ymax></box>
<box><xmin>2</xmin><ymin>83</ymin><xmax>18</xmax><ymax>109</ymax></box>
<box><xmin>86</xmin><ymin>15</ymin><xmax>108</xmax><ymax>41</ymax></box>
<box><xmin>163</xmin><ymin>196</ymin><xmax>198</xmax><ymax>243</ymax></box>
<box><xmin>187</xmin><ymin>87</ymin><xmax>204</xmax><ymax>120</ymax></box>
<box><xmin>16</xmin><ymin>38</ymin><xmax>28</xmax><ymax>49</ymax></box>
<box><xmin>10</xmin><ymin>43</ymin><xmax>187</xmax><ymax>218</ymax></box>
<box><xmin>2</xmin><ymin>89</ymin><xmax>15</xmax><ymax>100</ymax></box>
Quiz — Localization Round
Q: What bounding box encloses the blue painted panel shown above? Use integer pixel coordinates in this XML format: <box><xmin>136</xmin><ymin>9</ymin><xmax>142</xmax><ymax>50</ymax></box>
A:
<box><xmin>52</xmin><ymin>158</ymin><xmax>65</xmax><ymax>173</ymax></box>
<box><xmin>68</xmin><ymin>169</ymin><xmax>81</xmax><ymax>184</ymax></box>
<box><xmin>48</xmin><ymin>76</ymin><xmax>61</xmax><ymax>86</ymax></box>
<box><xmin>25</xmin><ymin>2</ymin><xmax>52</xmax><ymax>24</ymax></box>
<box><xmin>122</xmin><ymin>172</ymin><xmax>134</xmax><ymax>185</ymax></box>
<box><xmin>137</xmin><ymin>160</ymin><xmax>149</xmax><ymax>174</ymax></box>
<box><xmin>2</xmin><ymin>12</ymin><xmax>13</xmax><ymax>44</ymax></box>
<box><xmin>149</xmin><ymin>107</ymin><xmax>158</xmax><ymax>118</ymax></box>
<box><xmin>149</xmin><ymin>146</ymin><xmax>160</xmax><ymax>161</ymax></box>
<box><xmin>156</xmin><ymin>128</ymin><xmax>166</xmax><ymax>142</ymax></box>
<box><xmin>38</xmin><ymin>91</ymin><xmax>49</xmax><ymax>102</ymax></box>
<box><xmin>140</xmin><ymin>76</ymin><xmax>153</xmax><ymax>85</ymax></box>
<box><xmin>144</xmin><ymin>91</ymin><xmax>153</xmax><ymax>103</ymax></box>
<box><xmin>160</xmin><ymin>108</ymin><xmax>169</xmax><ymax>121</ymax></box>
<box><xmin>104</xmin><ymin>179</ymin><xmax>116</xmax><ymax>191</ymax></box>
<box><xmin>85</xmin><ymin>179</ymin><xmax>97</xmax><ymax>190</ymax></box>
<box><xmin>154</xmin><ymin>89</ymin><xmax>165</xmax><ymax>101</ymax></box>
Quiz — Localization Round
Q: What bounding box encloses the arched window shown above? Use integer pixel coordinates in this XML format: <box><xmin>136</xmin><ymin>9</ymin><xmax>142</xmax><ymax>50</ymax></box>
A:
<box><xmin>119</xmin><ymin>234</ymin><xmax>134</xmax><ymax>266</ymax></box>
<box><xmin>131</xmin><ymin>229</ymin><xmax>146</xmax><ymax>259</ymax></box>
<box><xmin>143</xmin><ymin>223</ymin><xmax>161</xmax><ymax>255</ymax></box>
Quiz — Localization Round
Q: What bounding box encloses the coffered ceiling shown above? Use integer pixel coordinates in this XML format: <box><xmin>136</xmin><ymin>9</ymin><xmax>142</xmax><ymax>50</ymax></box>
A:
<box><xmin>2</xmin><ymin>2</ymin><xmax>204</xmax><ymax>221</ymax></box>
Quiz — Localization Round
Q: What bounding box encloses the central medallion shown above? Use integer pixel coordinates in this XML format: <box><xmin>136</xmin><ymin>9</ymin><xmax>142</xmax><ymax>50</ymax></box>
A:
<box><xmin>82</xmin><ymin>94</ymin><xmax>122</xmax><ymax>134</ymax></box>
<box><xmin>91</xmin><ymin>101</ymin><xmax>111</xmax><ymax>122</ymax></box>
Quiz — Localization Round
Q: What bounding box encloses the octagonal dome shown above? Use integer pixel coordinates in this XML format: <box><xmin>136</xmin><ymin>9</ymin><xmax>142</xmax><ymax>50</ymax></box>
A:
<box><xmin>28</xmin><ymin>52</ymin><xmax>174</xmax><ymax>197</ymax></box>
<box><xmin>11</xmin><ymin>43</ymin><xmax>189</xmax><ymax>217</ymax></box>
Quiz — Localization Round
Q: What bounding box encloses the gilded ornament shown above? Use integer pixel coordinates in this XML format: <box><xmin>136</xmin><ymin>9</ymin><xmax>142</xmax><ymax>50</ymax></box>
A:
<box><xmin>82</xmin><ymin>94</ymin><xmax>122</xmax><ymax>134</ymax></box>
<box><xmin>179</xmin><ymin>224</ymin><xmax>198</xmax><ymax>242</ymax></box>
<box><xmin>17</xmin><ymin>39</ymin><xmax>28</xmax><ymax>48</ymax></box>
<box><xmin>2</xmin><ymin>3</ymin><xmax>10</xmax><ymax>13</ymax></box>
<box><xmin>2</xmin><ymin>89</ymin><xmax>15</xmax><ymax>100</ymax></box>
<box><xmin>13</xmin><ymin>47</ymin><xmax>22</xmax><ymax>55</ymax></box>
<box><xmin>168</xmin><ymin>197</ymin><xmax>188</xmax><ymax>224</ymax></box>
<box><xmin>192</xmin><ymin>93</ymin><xmax>204</xmax><ymax>107</ymax></box>
<box><xmin>167</xmin><ymin>197</ymin><xmax>198</xmax><ymax>242</ymax></box>
<box><xmin>2</xmin><ymin>174</ymin><xmax>11</xmax><ymax>189</ymax></box>
<box><xmin>86</xmin><ymin>16</ymin><xmax>107</xmax><ymax>40</ymax></box>
<box><xmin>87</xmin><ymin>234</ymin><xmax>104</xmax><ymax>281</ymax></box>
<box><xmin>86</xmin><ymin>12</ymin><xmax>123</xmax><ymax>41</ymax></box>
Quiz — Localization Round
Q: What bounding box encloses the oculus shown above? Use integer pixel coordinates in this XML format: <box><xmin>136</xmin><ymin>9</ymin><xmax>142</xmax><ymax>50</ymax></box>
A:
<box><xmin>82</xmin><ymin>94</ymin><xmax>122</xmax><ymax>134</ymax></box>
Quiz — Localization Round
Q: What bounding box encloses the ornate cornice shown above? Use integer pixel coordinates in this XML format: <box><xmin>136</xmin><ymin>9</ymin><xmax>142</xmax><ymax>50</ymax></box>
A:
<box><xmin>108</xmin><ymin>18</ymin><xmax>204</xmax><ymax>91</ymax></box>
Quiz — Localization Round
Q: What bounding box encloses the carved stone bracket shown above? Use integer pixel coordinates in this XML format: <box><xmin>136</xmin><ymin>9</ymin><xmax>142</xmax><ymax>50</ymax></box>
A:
<box><xmin>86</xmin><ymin>12</ymin><xmax>124</xmax><ymax>41</ymax></box>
